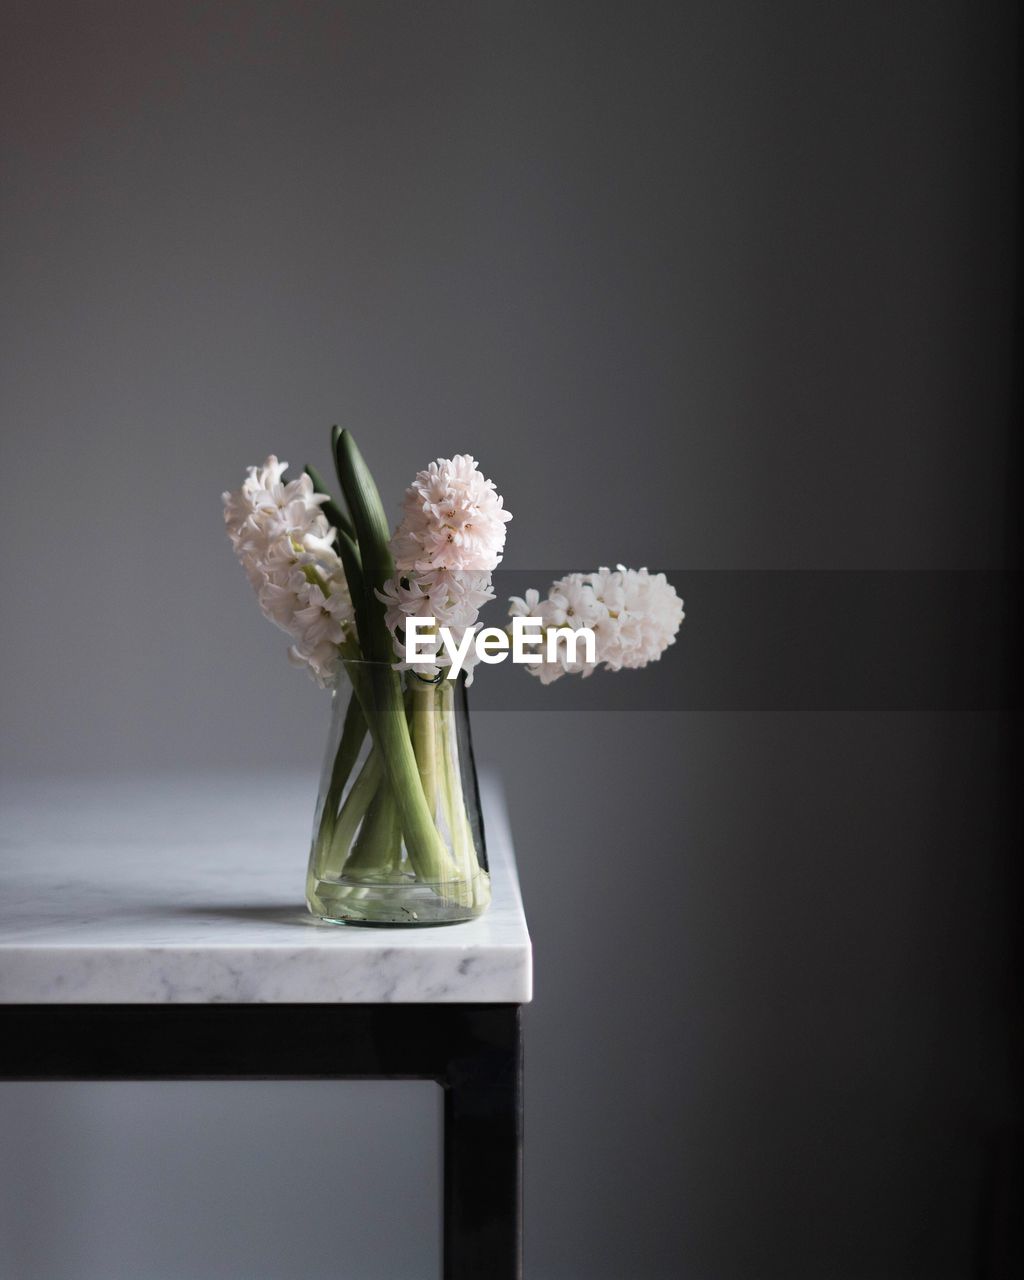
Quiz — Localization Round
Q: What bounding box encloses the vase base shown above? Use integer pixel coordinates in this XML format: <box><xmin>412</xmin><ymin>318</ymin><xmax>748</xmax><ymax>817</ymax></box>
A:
<box><xmin>307</xmin><ymin>870</ymin><xmax>491</xmax><ymax>927</ymax></box>
<box><xmin>317</xmin><ymin>915</ymin><xmax>467</xmax><ymax>929</ymax></box>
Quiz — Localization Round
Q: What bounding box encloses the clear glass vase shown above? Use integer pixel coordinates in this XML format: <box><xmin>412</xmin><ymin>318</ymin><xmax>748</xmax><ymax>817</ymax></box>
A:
<box><xmin>306</xmin><ymin>660</ymin><xmax>490</xmax><ymax>926</ymax></box>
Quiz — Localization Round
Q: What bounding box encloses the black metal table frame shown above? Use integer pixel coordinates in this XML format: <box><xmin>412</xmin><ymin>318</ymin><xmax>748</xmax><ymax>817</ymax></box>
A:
<box><xmin>0</xmin><ymin>1003</ymin><xmax>523</xmax><ymax>1280</ymax></box>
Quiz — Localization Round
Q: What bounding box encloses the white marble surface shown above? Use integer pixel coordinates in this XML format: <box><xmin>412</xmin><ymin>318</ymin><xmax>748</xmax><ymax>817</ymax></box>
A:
<box><xmin>0</xmin><ymin>772</ymin><xmax>531</xmax><ymax>1004</ymax></box>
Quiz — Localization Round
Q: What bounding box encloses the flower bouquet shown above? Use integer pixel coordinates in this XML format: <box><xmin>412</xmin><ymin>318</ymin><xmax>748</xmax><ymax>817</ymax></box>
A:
<box><xmin>223</xmin><ymin>428</ymin><xmax>683</xmax><ymax>926</ymax></box>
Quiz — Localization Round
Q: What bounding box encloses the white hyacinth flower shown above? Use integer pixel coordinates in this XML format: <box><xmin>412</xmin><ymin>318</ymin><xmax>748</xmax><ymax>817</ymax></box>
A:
<box><xmin>378</xmin><ymin>456</ymin><xmax>511</xmax><ymax>685</ymax></box>
<box><xmin>509</xmin><ymin>566</ymin><xmax>683</xmax><ymax>683</ymax></box>
<box><xmin>222</xmin><ymin>456</ymin><xmax>354</xmax><ymax>686</ymax></box>
<box><xmin>391</xmin><ymin>454</ymin><xmax>511</xmax><ymax>574</ymax></box>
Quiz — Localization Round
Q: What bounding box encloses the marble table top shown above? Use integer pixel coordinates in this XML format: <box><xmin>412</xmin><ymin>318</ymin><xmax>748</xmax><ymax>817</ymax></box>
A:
<box><xmin>0</xmin><ymin>773</ymin><xmax>532</xmax><ymax>1005</ymax></box>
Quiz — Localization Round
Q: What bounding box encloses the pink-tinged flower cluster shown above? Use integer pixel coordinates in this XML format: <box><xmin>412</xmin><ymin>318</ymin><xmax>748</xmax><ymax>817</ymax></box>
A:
<box><xmin>509</xmin><ymin>566</ymin><xmax>684</xmax><ymax>684</ymax></box>
<box><xmin>379</xmin><ymin>456</ymin><xmax>512</xmax><ymax>684</ymax></box>
<box><xmin>378</xmin><ymin>569</ymin><xmax>495</xmax><ymax>684</ymax></box>
<box><xmin>222</xmin><ymin>456</ymin><xmax>353</xmax><ymax>686</ymax></box>
<box><xmin>391</xmin><ymin>454</ymin><xmax>511</xmax><ymax>574</ymax></box>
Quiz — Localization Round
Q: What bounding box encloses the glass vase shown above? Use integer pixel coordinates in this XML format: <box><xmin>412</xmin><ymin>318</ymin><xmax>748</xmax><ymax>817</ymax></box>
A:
<box><xmin>306</xmin><ymin>660</ymin><xmax>490</xmax><ymax>926</ymax></box>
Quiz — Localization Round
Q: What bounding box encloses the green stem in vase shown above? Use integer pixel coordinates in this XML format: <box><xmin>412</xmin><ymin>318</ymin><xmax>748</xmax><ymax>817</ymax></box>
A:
<box><xmin>410</xmin><ymin>677</ymin><xmax>439</xmax><ymax>818</ymax></box>
<box><xmin>439</xmin><ymin>680</ymin><xmax>491</xmax><ymax>909</ymax></box>
<box><xmin>313</xmin><ymin>692</ymin><xmax>368</xmax><ymax>865</ymax></box>
<box><xmin>323</xmin><ymin>748</ymin><xmax>382</xmax><ymax>878</ymax></box>
<box><xmin>332</xmin><ymin>427</ymin><xmax>463</xmax><ymax>890</ymax></box>
<box><xmin>344</xmin><ymin>778</ymin><xmax>401</xmax><ymax>879</ymax></box>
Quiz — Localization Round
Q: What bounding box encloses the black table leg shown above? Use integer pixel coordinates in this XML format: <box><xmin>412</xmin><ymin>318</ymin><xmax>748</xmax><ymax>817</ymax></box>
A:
<box><xmin>1</xmin><ymin>1003</ymin><xmax>525</xmax><ymax>1278</ymax></box>
<box><xmin>443</xmin><ymin>1005</ymin><xmax>523</xmax><ymax>1280</ymax></box>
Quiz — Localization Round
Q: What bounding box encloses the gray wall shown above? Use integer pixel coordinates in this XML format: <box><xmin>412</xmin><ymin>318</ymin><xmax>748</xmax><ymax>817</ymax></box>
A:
<box><xmin>1</xmin><ymin>3</ymin><xmax>1019</xmax><ymax>1278</ymax></box>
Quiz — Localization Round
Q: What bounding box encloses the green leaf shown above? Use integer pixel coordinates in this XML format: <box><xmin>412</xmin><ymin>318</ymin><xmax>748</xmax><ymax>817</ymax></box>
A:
<box><xmin>331</xmin><ymin>427</ymin><xmax>395</xmax><ymax>664</ymax></box>
<box><xmin>304</xmin><ymin>463</ymin><xmax>354</xmax><ymax>542</ymax></box>
<box><xmin>335</xmin><ymin>527</ymin><xmax>370</xmax><ymax>658</ymax></box>
<box><xmin>304</xmin><ymin>460</ymin><xmax>367</xmax><ymax>654</ymax></box>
